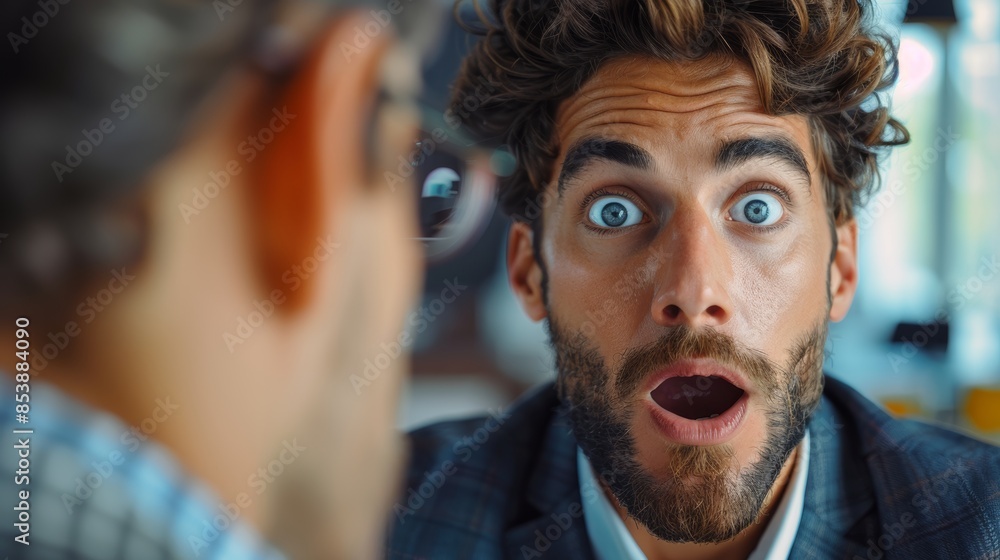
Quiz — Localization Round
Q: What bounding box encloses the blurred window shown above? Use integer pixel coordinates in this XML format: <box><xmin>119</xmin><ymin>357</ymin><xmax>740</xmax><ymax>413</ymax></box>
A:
<box><xmin>830</xmin><ymin>0</ymin><xmax>1000</xmax><ymax>410</ymax></box>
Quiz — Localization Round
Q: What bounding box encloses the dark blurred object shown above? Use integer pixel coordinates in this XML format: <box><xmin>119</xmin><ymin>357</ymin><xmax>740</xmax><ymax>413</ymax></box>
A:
<box><xmin>903</xmin><ymin>0</ymin><xmax>956</xmax><ymax>23</ymax></box>
<box><xmin>412</xmin><ymin>110</ymin><xmax>501</xmax><ymax>263</ymax></box>
<box><xmin>903</xmin><ymin>0</ymin><xmax>959</xmax><ymax>350</ymax></box>
<box><xmin>890</xmin><ymin>321</ymin><xmax>950</xmax><ymax>353</ymax></box>
<box><xmin>419</xmin><ymin>13</ymin><xmax>505</xmax><ymax>294</ymax></box>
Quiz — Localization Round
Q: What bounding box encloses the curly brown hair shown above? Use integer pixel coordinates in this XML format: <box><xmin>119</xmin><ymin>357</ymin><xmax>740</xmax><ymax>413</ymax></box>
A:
<box><xmin>450</xmin><ymin>0</ymin><xmax>909</xmax><ymax>225</ymax></box>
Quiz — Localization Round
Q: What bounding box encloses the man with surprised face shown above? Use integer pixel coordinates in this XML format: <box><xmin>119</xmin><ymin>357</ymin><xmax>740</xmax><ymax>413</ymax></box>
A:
<box><xmin>388</xmin><ymin>0</ymin><xmax>1000</xmax><ymax>559</ymax></box>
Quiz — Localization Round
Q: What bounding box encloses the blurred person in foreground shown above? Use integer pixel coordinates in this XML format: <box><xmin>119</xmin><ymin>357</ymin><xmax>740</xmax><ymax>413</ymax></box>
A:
<box><xmin>388</xmin><ymin>0</ymin><xmax>1000</xmax><ymax>559</ymax></box>
<box><xmin>0</xmin><ymin>0</ymin><xmax>434</xmax><ymax>558</ymax></box>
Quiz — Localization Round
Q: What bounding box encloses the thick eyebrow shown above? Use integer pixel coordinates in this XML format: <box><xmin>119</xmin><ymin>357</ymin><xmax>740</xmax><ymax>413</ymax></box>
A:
<box><xmin>715</xmin><ymin>136</ymin><xmax>811</xmax><ymax>184</ymax></box>
<box><xmin>557</xmin><ymin>138</ymin><xmax>653</xmax><ymax>197</ymax></box>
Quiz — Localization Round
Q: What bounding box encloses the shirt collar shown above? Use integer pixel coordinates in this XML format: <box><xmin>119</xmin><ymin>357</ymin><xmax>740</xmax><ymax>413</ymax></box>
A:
<box><xmin>0</xmin><ymin>377</ymin><xmax>285</xmax><ymax>559</ymax></box>
<box><xmin>578</xmin><ymin>431</ymin><xmax>811</xmax><ymax>560</ymax></box>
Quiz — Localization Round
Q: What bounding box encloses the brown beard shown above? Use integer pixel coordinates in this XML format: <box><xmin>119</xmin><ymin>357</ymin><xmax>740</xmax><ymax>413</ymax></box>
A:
<box><xmin>548</xmin><ymin>319</ymin><xmax>826</xmax><ymax>543</ymax></box>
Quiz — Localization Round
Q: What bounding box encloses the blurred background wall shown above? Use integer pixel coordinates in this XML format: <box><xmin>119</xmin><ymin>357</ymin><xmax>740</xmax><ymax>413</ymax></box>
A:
<box><xmin>398</xmin><ymin>0</ymin><xmax>1000</xmax><ymax>443</ymax></box>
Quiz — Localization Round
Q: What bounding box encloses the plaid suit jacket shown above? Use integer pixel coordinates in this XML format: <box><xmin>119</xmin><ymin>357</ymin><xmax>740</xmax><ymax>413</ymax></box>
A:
<box><xmin>386</xmin><ymin>376</ymin><xmax>1000</xmax><ymax>560</ymax></box>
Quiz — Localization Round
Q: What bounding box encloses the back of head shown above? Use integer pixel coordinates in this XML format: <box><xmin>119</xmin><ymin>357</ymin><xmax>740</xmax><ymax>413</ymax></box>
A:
<box><xmin>0</xmin><ymin>1</ymin><xmax>430</xmax><ymax>558</ymax></box>
<box><xmin>0</xmin><ymin>0</ymin><xmax>279</xmax><ymax>322</ymax></box>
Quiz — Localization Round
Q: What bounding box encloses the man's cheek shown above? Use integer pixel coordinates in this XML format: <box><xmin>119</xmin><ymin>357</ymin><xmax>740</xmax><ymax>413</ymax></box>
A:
<box><xmin>735</xmin><ymin>257</ymin><xmax>820</xmax><ymax>348</ymax></box>
<box><xmin>548</xmin><ymin>282</ymin><xmax>628</xmax><ymax>343</ymax></box>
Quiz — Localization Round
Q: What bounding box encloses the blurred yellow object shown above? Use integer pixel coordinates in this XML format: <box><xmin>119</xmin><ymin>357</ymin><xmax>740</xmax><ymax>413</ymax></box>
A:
<box><xmin>881</xmin><ymin>397</ymin><xmax>924</xmax><ymax>418</ymax></box>
<box><xmin>964</xmin><ymin>387</ymin><xmax>1000</xmax><ymax>432</ymax></box>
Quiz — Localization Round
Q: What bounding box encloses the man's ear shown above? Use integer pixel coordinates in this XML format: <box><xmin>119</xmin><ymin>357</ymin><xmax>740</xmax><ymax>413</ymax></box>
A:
<box><xmin>508</xmin><ymin>221</ymin><xmax>547</xmax><ymax>321</ymax></box>
<box><xmin>829</xmin><ymin>219</ymin><xmax>859</xmax><ymax>322</ymax></box>
<box><xmin>252</xmin><ymin>11</ymin><xmax>392</xmax><ymax>312</ymax></box>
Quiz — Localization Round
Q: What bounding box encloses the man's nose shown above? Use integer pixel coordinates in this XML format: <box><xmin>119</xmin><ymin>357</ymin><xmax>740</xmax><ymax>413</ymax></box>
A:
<box><xmin>649</xmin><ymin>211</ymin><xmax>733</xmax><ymax>329</ymax></box>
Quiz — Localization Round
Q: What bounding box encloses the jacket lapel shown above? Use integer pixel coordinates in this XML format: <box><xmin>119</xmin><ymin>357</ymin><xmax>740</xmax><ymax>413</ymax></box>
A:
<box><xmin>504</xmin><ymin>403</ymin><xmax>597</xmax><ymax>560</ymax></box>
<box><xmin>790</xmin><ymin>380</ymin><xmax>879</xmax><ymax>558</ymax></box>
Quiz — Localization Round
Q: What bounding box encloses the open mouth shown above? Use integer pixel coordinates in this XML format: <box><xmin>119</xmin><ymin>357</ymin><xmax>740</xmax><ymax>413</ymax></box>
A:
<box><xmin>650</xmin><ymin>375</ymin><xmax>746</xmax><ymax>421</ymax></box>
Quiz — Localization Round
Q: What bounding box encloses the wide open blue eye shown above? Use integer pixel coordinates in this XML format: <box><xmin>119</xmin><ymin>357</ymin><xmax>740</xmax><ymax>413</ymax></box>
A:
<box><xmin>588</xmin><ymin>196</ymin><xmax>643</xmax><ymax>228</ymax></box>
<box><xmin>730</xmin><ymin>192</ymin><xmax>783</xmax><ymax>226</ymax></box>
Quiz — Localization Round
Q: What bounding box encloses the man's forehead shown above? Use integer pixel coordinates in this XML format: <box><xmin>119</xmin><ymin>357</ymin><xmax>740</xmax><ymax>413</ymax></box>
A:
<box><xmin>586</xmin><ymin>55</ymin><xmax>757</xmax><ymax>97</ymax></box>
<box><xmin>552</xmin><ymin>55</ymin><xmax>817</xmax><ymax>179</ymax></box>
<box><xmin>555</xmin><ymin>55</ymin><xmax>762</xmax><ymax>127</ymax></box>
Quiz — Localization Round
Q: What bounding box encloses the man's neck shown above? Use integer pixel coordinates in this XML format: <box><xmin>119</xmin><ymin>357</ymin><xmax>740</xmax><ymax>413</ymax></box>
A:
<box><xmin>614</xmin><ymin>445</ymin><xmax>800</xmax><ymax>560</ymax></box>
<box><xmin>41</xmin><ymin>360</ymin><xmax>269</xmax><ymax>530</ymax></box>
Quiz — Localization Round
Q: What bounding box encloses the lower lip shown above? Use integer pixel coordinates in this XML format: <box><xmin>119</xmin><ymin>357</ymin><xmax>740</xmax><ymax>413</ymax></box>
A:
<box><xmin>644</xmin><ymin>392</ymin><xmax>749</xmax><ymax>446</ymax></box>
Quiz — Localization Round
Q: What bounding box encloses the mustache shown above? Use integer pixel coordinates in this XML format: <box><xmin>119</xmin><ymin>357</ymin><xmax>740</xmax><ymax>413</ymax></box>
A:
<box><xmin>614</xmin><ymin>326</ymin><xmax>781</xmax><ymax>401</ymax></box>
